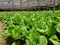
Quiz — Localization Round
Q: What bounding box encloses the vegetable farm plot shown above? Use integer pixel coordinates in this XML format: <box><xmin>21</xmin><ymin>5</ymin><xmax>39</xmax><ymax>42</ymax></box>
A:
<box><xmin>0</xmin><ymin>11</ymin><xmax>60</xmax><ymax>45</ymax></box>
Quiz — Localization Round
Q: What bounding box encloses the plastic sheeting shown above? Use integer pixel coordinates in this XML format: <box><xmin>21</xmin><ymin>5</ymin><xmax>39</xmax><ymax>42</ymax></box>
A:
<box><xmin>0</xmin><ymin>0</ymin><xmax>60</xmax><ymax>10</ymax></box>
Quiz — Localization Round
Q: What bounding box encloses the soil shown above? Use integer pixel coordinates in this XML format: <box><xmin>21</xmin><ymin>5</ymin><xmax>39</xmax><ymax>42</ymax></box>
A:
<box><xmin>0</xmin><ymin>12</ymin><xmax>5</xmax><ymax>14</ymax></box>
<box><xmin>0</xmin><ymin>21</ymin><xmax>6</xmax><ymax>45</ymax></box>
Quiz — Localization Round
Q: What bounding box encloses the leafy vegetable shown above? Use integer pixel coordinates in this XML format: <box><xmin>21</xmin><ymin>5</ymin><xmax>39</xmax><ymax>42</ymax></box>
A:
<box><xmin>0</xmin><ymin>11</ymin><xmax>60</xmax><ymax>45</ymax></box>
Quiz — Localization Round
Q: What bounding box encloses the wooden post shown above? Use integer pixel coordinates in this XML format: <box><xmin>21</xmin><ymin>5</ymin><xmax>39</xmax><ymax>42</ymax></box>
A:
<box><xmin>27</xmin><ymin>0</ymin><xmax>29</xmax><ymax>11</ymax></box>
<box><xmin>37</xmin><ymin>0</ymin><xmax>40</xmax><ymax>11</ymax></box>
<box><xmin>20</xmin><ymin>0</ymin><xmax>21</xmax><ymax>10</ymax></box>
<box><xmin>8</xmin><ymin>0</ymin><xmax>11</xmax><ymax>11</ymax></box>
<box><xmin>12</xmin><ymin>0</ymin><xmax>14</xmax><ymax>11</ymax></box>
<box><xmin>53</xmin><ymin>0</ymin><xmax>55</xmax><ymax>13</ymax></box>
<box><xmin>46</xmin><ymin>0</ymin><xmax>49</xmax><ymax>11</ymax></box>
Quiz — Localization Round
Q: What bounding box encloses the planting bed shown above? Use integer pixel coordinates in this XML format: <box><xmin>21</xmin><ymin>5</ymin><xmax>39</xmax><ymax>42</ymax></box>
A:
<box><xmin>0</xmin><ymin>11</ymin><xmax>60</xmax><ymax>45</ymax></box>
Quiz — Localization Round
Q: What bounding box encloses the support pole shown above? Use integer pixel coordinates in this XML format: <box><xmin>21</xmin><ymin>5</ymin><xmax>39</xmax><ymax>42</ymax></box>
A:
<box><xmin>53</xmin><ymin>0</ymin><xmax>55</xmax><ymax>13</ymax></box>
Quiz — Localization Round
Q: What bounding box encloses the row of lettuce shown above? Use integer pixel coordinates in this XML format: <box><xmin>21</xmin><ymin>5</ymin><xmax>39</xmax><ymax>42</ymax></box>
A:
<box><xmin>0</xmin><ymin>11</ymin><xmax>60</xmax><ymax>45</ymax></box>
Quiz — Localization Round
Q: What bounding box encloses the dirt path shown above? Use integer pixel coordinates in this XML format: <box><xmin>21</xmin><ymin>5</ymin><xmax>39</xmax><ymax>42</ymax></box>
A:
<box><xmin>0</xmin><ymin>21</ymin><xmax>5</xmax><ymax>45</ymax></box>
<box><xmin>0</xmin><ymin>12</ymin><xmax>5</xmax><ymax>14</ymax></box>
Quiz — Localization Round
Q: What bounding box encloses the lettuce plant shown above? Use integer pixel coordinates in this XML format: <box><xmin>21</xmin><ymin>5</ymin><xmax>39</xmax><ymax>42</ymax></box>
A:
<box><xmin>0</xmin><ymin>11</ymin><xmax>60</xmax><ymax>45</ymax></box>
